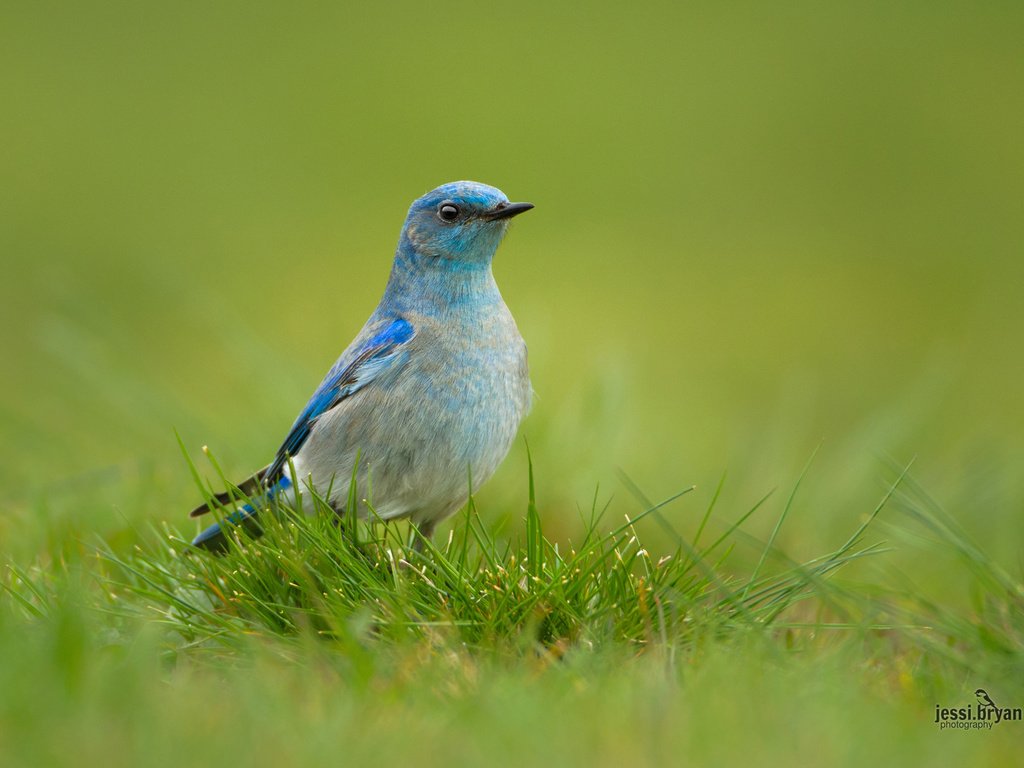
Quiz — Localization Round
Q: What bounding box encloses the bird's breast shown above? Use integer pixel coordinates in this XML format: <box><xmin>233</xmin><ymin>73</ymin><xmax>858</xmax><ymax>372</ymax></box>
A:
<box><xmin>403</xmin><ymin>305</ymin><xmax>530</xmax><ymax>465</ymax></box>
<box><xmin>416</xmin><ymin>305</ymin><xmax>529</xmax><ymax>415</ymax></box>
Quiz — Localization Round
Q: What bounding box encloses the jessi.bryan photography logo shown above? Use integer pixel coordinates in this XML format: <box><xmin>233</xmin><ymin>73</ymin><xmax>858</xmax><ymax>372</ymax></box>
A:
<box><xmin>934</xmin><ymin>689</ymin><xmax>1022</xmax><ymax>731</ymax></box>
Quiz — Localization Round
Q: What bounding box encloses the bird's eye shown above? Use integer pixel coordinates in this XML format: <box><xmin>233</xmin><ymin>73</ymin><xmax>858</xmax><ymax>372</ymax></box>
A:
<box><xmin>438</xmin><ymin>203</ymin><xmax>460</xmax><ymax>222</ymax></box>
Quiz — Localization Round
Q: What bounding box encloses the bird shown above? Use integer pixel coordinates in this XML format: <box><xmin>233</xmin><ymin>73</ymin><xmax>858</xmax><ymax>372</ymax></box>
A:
<box><xmin>189</xmin><ymin>181</ymin><xmax>533</xmax><ymax>551</ymax></box>
<box><xmin>975</xmin><ymin>689</ymin><xmax>998</xmax><ymax>710</ymax></box>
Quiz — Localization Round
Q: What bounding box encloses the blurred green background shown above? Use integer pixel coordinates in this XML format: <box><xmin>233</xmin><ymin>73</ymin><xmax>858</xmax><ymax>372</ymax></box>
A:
<box><xmin>2</xmin><ymin>1</ymin><xmax>1023</xmax><ymax>564</ymax></box>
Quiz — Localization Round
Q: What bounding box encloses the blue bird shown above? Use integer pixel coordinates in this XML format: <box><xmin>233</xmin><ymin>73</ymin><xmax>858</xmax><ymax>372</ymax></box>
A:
<box><xmin>190</xmin><ymin>181</ymin><xmax>533</xmax><ymax>551</ymax></box>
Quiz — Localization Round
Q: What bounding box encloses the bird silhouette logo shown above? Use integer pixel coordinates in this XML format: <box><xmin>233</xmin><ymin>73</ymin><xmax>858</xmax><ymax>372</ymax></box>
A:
<box><xmin>975</xmin><ymin>689</ymin><xmax>998</xmax><ymax>711</ymax></box>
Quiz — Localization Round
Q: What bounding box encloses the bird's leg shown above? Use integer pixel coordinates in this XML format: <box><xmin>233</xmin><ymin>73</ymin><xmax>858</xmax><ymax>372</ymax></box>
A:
<box><xmin>328</xmin><ymin>502</ymin><xmax>350</xmax><ymax>533</ymax></box>
<box><xmin>410</xmin><ymin>520</ymin><xmax>436</xmax><ymax>553</ymax></box>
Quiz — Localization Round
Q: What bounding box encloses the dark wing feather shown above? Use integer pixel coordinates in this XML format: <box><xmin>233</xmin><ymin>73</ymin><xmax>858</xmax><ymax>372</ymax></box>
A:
<box><xmin>189</xmin><ymin>464</ymin><xmax>270</xmax><ymax>518</ymax></box>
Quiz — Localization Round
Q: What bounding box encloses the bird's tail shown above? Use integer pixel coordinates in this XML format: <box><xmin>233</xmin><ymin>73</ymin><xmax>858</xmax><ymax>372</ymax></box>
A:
<box><xmin>189</xmin><ymin>465</ymin><xmax>270</xmax><ymax>518</ymax></box>
<box><xmin>191</xmin><ymin>476</ymin><xmax>293</xmax><ymax>552</ymax></box>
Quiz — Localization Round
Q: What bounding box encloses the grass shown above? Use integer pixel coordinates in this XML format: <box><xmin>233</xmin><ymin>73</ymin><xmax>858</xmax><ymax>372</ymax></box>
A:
<box><xmin>90</xmin><ymin>453</ymin><xmax>876</xmax><ymax>652</ymax></box>
<box><xmin>3</xmin><ymin>450</ymin><xmax>1023</xmax><ymax>766</ymax></box>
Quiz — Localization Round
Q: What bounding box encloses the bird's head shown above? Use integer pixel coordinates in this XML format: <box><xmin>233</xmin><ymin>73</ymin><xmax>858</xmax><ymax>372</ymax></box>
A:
<box><xmin>400</xmin><ymin>181</ymin><xmax>533</xmax><ymax>268</ymax></box>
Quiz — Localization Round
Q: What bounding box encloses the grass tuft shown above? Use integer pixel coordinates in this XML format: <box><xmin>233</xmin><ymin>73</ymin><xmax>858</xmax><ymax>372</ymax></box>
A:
<box><xmin>82</xmin><ymin>451</ymin><xmax>909</xmax><ymax>659</ymax></box>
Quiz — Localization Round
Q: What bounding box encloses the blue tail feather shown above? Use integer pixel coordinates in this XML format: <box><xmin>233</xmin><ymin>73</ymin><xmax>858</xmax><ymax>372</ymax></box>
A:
<box><xmin>190</xmin><ymin>476</ymin><xmax>292</xmax><ymax>551</ymax></box>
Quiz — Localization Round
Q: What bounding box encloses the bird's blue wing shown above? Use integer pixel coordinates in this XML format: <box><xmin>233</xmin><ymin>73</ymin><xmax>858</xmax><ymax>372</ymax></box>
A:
<box><xmin>264</xmin><ymin>316</ymin><xmax>415</xmax><ymax>483</ymax></box>
<box><xmin>190</xmin><ymin>317</ymin><xmax>414</xmax><ymax>551</ymax></box>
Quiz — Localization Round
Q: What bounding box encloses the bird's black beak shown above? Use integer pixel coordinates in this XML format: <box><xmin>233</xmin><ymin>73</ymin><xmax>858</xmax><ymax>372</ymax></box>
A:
<box><xmin>484</xmin><ymin>201</ymin><xmax>534</xmax><ymax>221</ymax></box>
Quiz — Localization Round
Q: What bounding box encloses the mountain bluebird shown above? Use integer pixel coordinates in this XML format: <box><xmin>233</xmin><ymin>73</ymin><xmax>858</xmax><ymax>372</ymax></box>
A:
<box><xmin>189</xmin><ymin>181</ymin><xmax>533</xmax><ymax>550</ymax></box>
